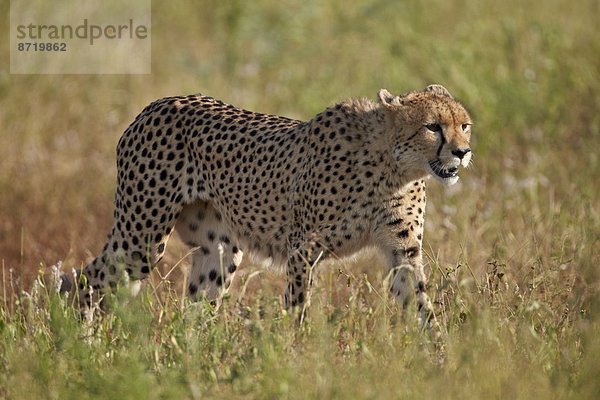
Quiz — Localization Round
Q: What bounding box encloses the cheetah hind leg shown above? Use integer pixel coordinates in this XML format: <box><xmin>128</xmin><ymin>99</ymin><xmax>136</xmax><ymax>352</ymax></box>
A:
<box><xmin>175</xmin><ymin>201</ymin><xmax>243</xmax><ymax>304</ymax></box>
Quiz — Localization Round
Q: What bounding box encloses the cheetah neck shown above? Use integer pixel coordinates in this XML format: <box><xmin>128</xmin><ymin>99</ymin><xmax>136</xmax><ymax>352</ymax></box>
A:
<box><xmin>378</xmin><ymin>147</ymin><xmax>429</xmax><ymax>196</ymax></box>
<box><xmin>319</xmin><ymin>100</ymin><xmax>429</xmax><ymax>198</ymax></box>
<box><xmin>362</xmin><ymin>108</ymin><xmax>429</xmax><ymax>195</ymax></box>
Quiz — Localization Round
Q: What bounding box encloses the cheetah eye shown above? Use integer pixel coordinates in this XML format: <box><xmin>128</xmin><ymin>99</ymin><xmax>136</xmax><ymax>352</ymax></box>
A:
<box><xmin>425</xmin><ymin>123</ymin><xmax>442</xmax><ymax>133</ymax></box>
<box><xmin>461</xmin><ymin>123</ymin><xmax>471</xmax><ymax>132</ymax></box>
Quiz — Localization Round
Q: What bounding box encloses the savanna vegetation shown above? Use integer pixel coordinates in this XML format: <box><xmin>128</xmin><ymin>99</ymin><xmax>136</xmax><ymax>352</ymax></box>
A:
<box><xmin>0</xmin><ymin>0</ymin><xmax>598</xmax><ymax>398</ymax></box>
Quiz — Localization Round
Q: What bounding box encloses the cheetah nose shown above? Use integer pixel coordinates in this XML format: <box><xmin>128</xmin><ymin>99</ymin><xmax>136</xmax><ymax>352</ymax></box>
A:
<box><xmin>451</xmin><ymin>148</ymin><xmax>471</xmax><ymax>160</ymax></box>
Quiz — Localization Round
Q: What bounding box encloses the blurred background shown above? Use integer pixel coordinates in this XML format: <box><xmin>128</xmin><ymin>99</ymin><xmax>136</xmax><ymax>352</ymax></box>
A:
<box><xmin>0</xmin><ymin>0</ymin><xmax>598</xmax><ymax>309</ymax></box>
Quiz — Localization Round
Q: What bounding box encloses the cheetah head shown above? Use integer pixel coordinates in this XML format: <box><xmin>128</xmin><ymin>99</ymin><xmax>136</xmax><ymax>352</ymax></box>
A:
<box><xmin>378</xmin><ymin>85</ymin><xmax>472</xmax><ymax>186</ymax></box>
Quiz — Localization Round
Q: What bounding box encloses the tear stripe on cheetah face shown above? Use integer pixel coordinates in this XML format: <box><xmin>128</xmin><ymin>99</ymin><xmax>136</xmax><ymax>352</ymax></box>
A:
<box><xmin>66</xmin><ymin>84</ymin><xmax>471</xmax><ymax>338</ymax></box>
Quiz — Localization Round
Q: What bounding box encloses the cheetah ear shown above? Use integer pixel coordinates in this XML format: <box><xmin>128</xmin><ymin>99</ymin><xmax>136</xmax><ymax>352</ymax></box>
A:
<box><xmin>424</xmin><ymin>84</ymin><xmax>453</xmax><ymax>98</ymax></box>
<box><xmin>378</xmin><ymin>89</ymin><xmax>402</xmax><ymax>107</ymax></box>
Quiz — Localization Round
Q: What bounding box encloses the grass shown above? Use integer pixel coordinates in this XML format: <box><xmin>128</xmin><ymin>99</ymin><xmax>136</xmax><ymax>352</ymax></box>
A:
<box><xmin>0</xmin><ymin>0</ymin><xmax>599</xmax><ymax>398</ymax></box>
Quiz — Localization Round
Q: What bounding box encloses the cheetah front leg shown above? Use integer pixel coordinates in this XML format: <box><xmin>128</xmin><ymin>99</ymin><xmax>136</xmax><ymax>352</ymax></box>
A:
<box><xmin>375</xmin><ymin>180</ymin><xmax>439</xmax><ymax>331</ymax></box>
<box><xmin>383</xmin><ymin>243</ymin><xmax>445</xmax><ymax>363</ymax></box>
<box><xmin>283</xmin><ymin>238</ymin><xmax>326</xmax><ymax>321</ymax></box>
<box><xmin>176</xmin><ymin>201</ymin><xmax>243</xmax><ymax>303</ymax></box>
<box><xmin>383</xmin><ymin>245</ymin><xmax>436</xmax><ymax>329</ymax></box>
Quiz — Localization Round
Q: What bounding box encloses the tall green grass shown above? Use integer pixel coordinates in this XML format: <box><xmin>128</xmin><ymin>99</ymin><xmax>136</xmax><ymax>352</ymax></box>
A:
<box><xmin>0</xmin><ymin>0</ymin><xmax>598</xmax><ymax>398</ymax></box>
<box><xmin>1</xmin><ymin>264</ymin><xmax>598</xmax><ymax>399</ymax></box>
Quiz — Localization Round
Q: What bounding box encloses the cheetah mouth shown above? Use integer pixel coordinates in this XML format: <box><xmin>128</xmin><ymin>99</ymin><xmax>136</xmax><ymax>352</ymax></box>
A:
<box><xmin>428</xmin><ymin>160</ymin><xmax>459</xmax><ymax>184</ymax></box>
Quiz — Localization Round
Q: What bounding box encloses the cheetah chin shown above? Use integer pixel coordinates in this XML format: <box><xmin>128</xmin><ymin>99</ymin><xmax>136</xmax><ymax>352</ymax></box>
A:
<box><xmin>427</xmin><ymin>159</ymin><xmax>460</xmax><ymax>185</ymax></box>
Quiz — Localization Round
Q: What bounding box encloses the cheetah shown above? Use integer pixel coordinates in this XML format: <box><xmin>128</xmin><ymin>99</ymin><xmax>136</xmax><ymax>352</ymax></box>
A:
<box><xmin>63</xmin><ymin>84</ymin><xmax>472</xmax><ymax>325</ymax></box>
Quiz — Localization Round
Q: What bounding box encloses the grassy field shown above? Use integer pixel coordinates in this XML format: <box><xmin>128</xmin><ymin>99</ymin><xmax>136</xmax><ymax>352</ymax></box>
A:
<box><xmin>1</xmin><ymin>0</ymin><xmax>599</xmax><ymax>398</ymax></box>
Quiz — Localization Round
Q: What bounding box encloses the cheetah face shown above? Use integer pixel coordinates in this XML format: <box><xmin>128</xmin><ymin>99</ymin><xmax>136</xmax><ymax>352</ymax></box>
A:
<box><xmin>423</xmin><ymin>120</ymin><xmax>472</xmax><ymax>186</ymax></box>
<box><xmin>379</xmin><ymin>85</ymin><xmax>473</xmax><ymax>186</ymax></box>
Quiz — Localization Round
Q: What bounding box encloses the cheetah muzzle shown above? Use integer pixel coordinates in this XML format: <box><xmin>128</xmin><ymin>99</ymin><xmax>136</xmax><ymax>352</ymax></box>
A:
<box><xmin>428</xmin><ymin>159</ymin><xmax>459</xmax><ymax>181</ymax></box>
